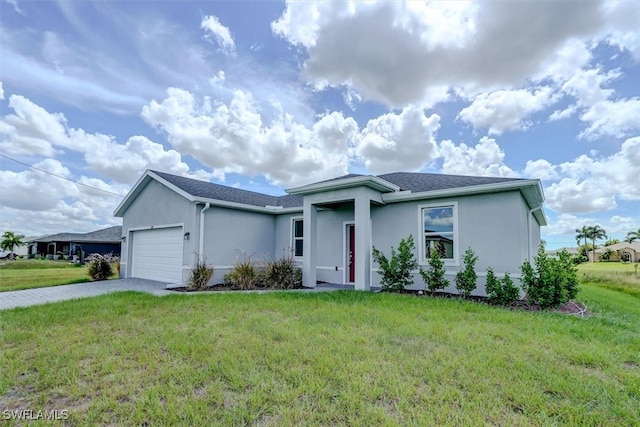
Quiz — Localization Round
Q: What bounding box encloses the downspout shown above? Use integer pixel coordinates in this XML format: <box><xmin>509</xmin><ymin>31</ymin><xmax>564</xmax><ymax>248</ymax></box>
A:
<box><xmin>527</xmin><ymin>205</ymin><xmax>543</xmax><ymax>261</ymax></box>
<box><xmin>199</xmin><ymin>202</ymin><xmax>211</xmax><ymax>261</ymax></box>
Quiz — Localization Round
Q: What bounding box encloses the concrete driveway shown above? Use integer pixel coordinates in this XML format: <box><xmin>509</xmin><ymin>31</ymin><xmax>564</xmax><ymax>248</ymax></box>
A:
<box><xmin>0</xmin><ymin>279</ymin><xmax>174</xmax><ymax>311</ymax></box>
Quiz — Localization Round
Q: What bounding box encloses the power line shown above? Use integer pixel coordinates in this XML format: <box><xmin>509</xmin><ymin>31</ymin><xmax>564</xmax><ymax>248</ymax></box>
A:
<box><xmin>0</xmin><ymin>153</ymin><xmax>125</xmax><ymax>198</ymax></box>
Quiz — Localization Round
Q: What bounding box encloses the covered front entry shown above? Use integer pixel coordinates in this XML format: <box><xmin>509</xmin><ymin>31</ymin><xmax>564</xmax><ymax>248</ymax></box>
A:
<box><xmin>131</xmin><ymin>227</ymin><xmax>183</xmax><ymax>283</ymax></box>
<box><xmin>287</xmin><ymin>176</ymin><xmax>400</xmax><ymax>291</ymax></box>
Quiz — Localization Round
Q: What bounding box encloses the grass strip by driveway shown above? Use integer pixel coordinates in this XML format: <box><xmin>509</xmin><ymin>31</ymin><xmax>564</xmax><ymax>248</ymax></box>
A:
<box><xmin>0</xmin><ymin>260</ymin><xmax>90</xmax><ymax>292</ymax></box>
<box><xmin>1</xmin><ymin>285</ymin><xmax>638</xmax><ymax>425</ymax></box>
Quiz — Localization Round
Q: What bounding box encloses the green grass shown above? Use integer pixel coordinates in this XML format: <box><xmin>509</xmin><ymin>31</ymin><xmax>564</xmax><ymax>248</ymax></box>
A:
<box><xmin>0</xmin><ymin>260</ymin><xmax>91</xmax><ymax>292</ymax></box>
<box><xmin>577</xmin><ymin>262</ymin><xmax>640</xmax><ymax>298</ymax></box>
<box><xmin>1</xmin><ymin>284</ymin><xmax>638</xmax><ymax>425</ymax></box>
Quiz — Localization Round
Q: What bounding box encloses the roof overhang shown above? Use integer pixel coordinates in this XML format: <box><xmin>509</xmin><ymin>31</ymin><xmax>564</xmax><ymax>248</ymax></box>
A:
<box><xmin>382</xmin><ymin>179</ymin><xmax>547</xmax><ymax>226</ymax></box>
<box><xmin>286</xmin><ymin>175</ymin><xmax>400</xmax><ymax>195</ymax></box>
<box><xmin>114</xmin><ymin>170</ymin><xmax>195</xmax><ymax>217</ymax></box>
<box><xmin>115</xmin><ymin>170</ymin><xmax>303</xmax><ymax>217</ymax></box>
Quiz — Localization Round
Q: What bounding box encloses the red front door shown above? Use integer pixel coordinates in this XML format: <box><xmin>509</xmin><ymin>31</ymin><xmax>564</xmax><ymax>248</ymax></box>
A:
<box><xmin>348</xmin><ymin>225</ymin><xmax>355</xmax><ymax>283</ymax></box>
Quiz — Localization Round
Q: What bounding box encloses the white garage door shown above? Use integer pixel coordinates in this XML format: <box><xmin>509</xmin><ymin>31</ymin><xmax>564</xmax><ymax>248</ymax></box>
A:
<box><xmin>131</xmin><ymin>227</ymin><xmax>183</xmax><ymax>283</ymax></box>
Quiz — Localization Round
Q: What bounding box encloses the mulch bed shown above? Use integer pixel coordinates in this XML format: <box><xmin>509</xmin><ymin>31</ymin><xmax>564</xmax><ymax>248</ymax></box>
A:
<box><xmin>381</xmin><ymin>289</ymin><xmax>590</xmax><ymax>316</ymax></box>
<box><xmin>170</xmin><ymin>285</ymin><xmax>590</xmax><ymax>316</ymax></box>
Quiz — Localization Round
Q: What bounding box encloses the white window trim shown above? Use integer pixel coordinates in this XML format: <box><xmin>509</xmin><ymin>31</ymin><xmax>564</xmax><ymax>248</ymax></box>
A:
<box><xmin>291</xmin><ymin>216</ymin><xmax>304</xmax><ymax>259</ymax></box>
<box><xmin>417</xmin><ymin>201</ymin><xmax>459</xmax><ymax>267</ymax></box>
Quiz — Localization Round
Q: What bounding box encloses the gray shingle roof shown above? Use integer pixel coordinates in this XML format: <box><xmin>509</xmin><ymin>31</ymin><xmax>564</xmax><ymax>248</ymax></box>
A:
<box><xmin>378</xmin><ymin>172</ymin><xmax>523</xmax><ymax>192</ymax></box>
<box><xmin>31</xmin><ymin>226</ymin><xmax>122</xmax><ymax>243</ymax></box>
<box><xmin>151</xmin><ymin>170</ymin><xmax>524</xmax><ymax>209</ymax></box>
<box><xmin>152</xmin><ymin>171</ymin><xmax>303</xmax><ymax>208</ymax></box>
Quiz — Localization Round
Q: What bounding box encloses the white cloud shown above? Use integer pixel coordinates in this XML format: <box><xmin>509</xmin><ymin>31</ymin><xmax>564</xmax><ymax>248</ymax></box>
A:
<box><xmin>354</xmin><ymin>107</ymin><xmax>440</xmax><ymax>174</ymax></box>
<box><xmin>439</xmin><ymin>136</ymin><xmax>517</xmax><ymax>177</ymax></box>
<box><xmin>545</xmin><ymin>136</ymin><xmax>640</xmax><ymax>213</ymax></box>
<box><xmin>535</xmin><ymin>38</ymin><xmax>593</xmax><ymax>83</ymax></box>
<box><xmin>457</xmin><ymin>87</ymin><xmax>558</xmax><ymax>135</ymax></box>
<box><xmin>141</xmin><ymin>87</ymin><xmax>359</xmax><ymax>186</ymax></box>
<box><xmin>0</xmin><ymin>94</ymin><xmax>66</xmax><ymax>157</ymax></box>
<box><xmin>544</xmin><ymin>213</ymin><xmax>596</xmax><ymax>237</ymax></box>
<box><xmin>0</xmin><ymin>81</ymin><xmax>4</xmax><ymax>100</ymax></box>
<box><xmin>201</xmin><ymin>15</ymin><xmax>235</xmax><ymax>54</ymax></box>
<box><xmin>524</xmin><ymin>159</ymin><xmax>558</xmax><ymax>180</ymax></box>
<box><xmin>272</xmin><ymin>1</ymin><xmax>604</xmax><ymax>107</ymax></box>
<box><xmin>0</xmin><ymin>93</ymin><xmax>206</xmax><ymax>183</ymax></box>
<box><xmin>561</xmin><ymin>68</ymin><xmax>620</xmax><ymax>108</ymax></box>
<box><xmin>578</xmin><ymin>98</ymin><xmax>640</xmax><ymax>140</ymax></box>
<box><xmin>602</xmin><ymin>0</ymin><xmax>640</xmax><ymax>60</ymax></box>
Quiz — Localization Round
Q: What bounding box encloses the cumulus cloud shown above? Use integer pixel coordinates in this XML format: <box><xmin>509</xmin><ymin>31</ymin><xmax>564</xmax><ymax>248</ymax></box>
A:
<box><xmin>545</xmin><ymin>136</ymin><xmax>640</xmax><ymax>213</ymax></box>
<box><xmin>0</xmin><ymin>94</ymin><xmax>204</xmax><ymax>183</ymax></box>
<box><xmin>0</xmin><ymin>81</ymin><xmax>4</xmax><ymax>100</ymax></box>
<box><xmin>272</xmin><ymin>1</ymin><xmax>604</xmax><ymax>107</ymax></box>
<box><xmin>457</xmin><ymin>87</ymin><xmax>558</xmax><ymax>135</ymax></box>
<box><xmin>439</xmin><ymin>136</ymin><xmax>517</xmax><ymax>177</ymax></box>
<box><xmin>201</xmin><ymin>15</ymin><xmax>235</xmax><ymax>54</ymax></box>
<box><xmin>602</xmin><ymin>0</ymin><xmax>640</xmax><ymax>59</ymax></box>
<box><xmin>141</xmin><ymin>87</ymin><xmax>359</xmax><ymax>186</ymax></box>
<box><xmin>354</xmin><ymin>107</ymin><xmax>440</xmax><ymax>174</ymax></box>
<box><xmin>578</xmin><ymin>98</ymin><xmax>640</xmax><ymax>140</ymax></box>
<box><xmin>523</xmin><ymin>159</ymin><xmax>558</xmax><ymax>181</ymax></box>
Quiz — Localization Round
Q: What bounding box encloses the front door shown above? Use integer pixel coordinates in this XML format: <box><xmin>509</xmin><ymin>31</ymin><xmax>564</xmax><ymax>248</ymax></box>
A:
<box><xmin>346</xmin><ymin>224</ymin><xmax>355</xmax><ymax>283</ymax></box>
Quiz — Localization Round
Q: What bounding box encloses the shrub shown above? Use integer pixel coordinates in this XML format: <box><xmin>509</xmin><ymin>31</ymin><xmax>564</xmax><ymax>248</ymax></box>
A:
<box><xmin>263</xmin><ymin>252</ymin><xmax>302</xmax><ymax>289</ymax></box>
<box><xmin>485</xmin><ymin>268</ymin><xmax>520</xmax><ymax>306</ymax></box>
<box><xmin>455</xmin><ymin>247</ymin><xmax>478</xmax><ymax>298</ymax></box>
<box><xmin>86</xmin><ymin>253</ymin><xmax>118</xmax><ymax>281</ymax></box>
<box><xmin>520</xmin><ymin>244</ymin><xmax>579</xmax><ymax>309</ymax></box>
<box><xmin>224</xmin><ymin>253</ymin><xmax>261</xmax><ymax>290</ymax></box>
<box><xmin>187</xmin><ymin>255</ymin><xmax>214</xmax><ymax>291</ymax></box>
<box><xmin>419</xmin><ymin>246</ymin><xmax>448</xmax><ymax>293</ymax></box>
<box><xmin>372</xmin><ymin>235</ymin><xmax>418</xmax><ymax>292</ymax></box>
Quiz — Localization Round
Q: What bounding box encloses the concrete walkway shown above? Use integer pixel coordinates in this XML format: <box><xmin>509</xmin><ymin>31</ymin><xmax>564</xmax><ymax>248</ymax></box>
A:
<box><xmin>0</xmin><ymin>279</ymin><xmax>173</xmax><ymax>311</ymax></box>
<box><xmin>0</xmin><ymin>281</ymin><xmax>368</xmax><ymax>311</ymax></box>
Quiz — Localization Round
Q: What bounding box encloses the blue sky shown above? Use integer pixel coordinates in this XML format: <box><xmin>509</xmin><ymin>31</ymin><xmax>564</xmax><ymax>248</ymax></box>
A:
<box><xmin>1</xmin><ymin>0</ymin><xmax>638</xmax><ymax>249</ymax></box>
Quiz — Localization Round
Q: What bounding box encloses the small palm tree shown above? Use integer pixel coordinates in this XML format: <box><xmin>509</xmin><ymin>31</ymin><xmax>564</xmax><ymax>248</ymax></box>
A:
<box><xmin>586</xmin><ymin>225</ymin><xmax>607</xmax><ymax>262</ymax></box>
<box><xmin>1</xmin><ymin>231</ymin><xmax>25</xmax><ymax>253</ymax></box>
<box><xmin>575</xmin><ymin>226</ymin><xmax>590</xmax><ymax>248</ymax></box>
<box><xmin>625</xmin><ymin>228</ymin><xmax>640</xmax><ymax>243</ymax></box>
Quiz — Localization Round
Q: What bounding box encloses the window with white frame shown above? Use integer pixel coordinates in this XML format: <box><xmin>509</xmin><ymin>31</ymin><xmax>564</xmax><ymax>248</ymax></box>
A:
<box><xmin>420</xmin><ymin>203</ymin><xmax>457</xmax><ymax>263</ymax></box>
<box><xmin>292</xmin><ymin>218</ymin><xmax>303</xmax><ymax>257</ymax></box>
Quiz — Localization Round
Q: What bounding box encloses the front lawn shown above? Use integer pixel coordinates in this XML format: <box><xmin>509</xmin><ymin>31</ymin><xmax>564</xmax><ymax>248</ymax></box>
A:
<box><xmin>577</xmin><ymin>262</ymin><xmax>640</xmax><ymax>298</ymax></box>
<box><xmin>1</xmin><ymin>284</ymin><xmax>638</xmax><ymax>425</ymax></box>
<box><xmin>0</xmin><ymin>259</ymin><xmax>90</xmax><ymax>292</ymax></box>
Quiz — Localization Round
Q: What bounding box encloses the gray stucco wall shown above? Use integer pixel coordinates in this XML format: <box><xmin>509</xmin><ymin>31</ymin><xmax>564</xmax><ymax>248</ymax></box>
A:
<box><xmin>202</xmin><ymin>206</ymin><xmax>276</xmax><ymax>283</ymax></box>
<box><xmin>371</xmin><ymin>190</ymin><xmax>532</xmax><ymax>295</ymax></box>
<box><xmin>120</xmin><ymin>179</ymin><xmax>197</xmax><ymax>282</ymax></box>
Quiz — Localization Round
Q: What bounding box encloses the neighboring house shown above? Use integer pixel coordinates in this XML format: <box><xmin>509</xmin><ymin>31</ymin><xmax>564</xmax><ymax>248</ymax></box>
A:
<box><xmin>546</xmin><ymin>247</ymin><xmax>580</xmax><ymax>259</ymax></box>
<box><xmin>588</xmin><ymin>242</ymin><xmax>640</xmax><ymax>263</ymax></box>
<box><xmin>26</xmin><ymin>226</ymin><xmax>122</xmax><ymax>259</ymax></box>
<box><xmin>115</xmin><ymin>170</ymin><xmax>546</xmax><ymax>295</ymax></box>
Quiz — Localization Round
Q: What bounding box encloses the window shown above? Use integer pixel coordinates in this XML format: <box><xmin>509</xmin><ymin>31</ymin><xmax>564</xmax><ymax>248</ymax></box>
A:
<box><xmin>292</xmin><ymin>219</ymin><xmax>303</xmax><ymax>257</ymax></box>
<box><xmin>420</xmin><ymin>203</ymin><xmax>457</xmax><ymax>263</ymax></box>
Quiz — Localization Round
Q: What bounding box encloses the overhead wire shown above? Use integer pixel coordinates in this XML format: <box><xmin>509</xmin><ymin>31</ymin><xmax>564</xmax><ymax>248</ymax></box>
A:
<box><xmin>0</xmin><ymin>153</ymin><xmax>125</xmax><ymax>197</ymax></box>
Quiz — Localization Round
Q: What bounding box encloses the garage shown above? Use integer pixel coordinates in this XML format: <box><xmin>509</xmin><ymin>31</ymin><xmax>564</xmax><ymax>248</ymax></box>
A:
<box><xmin>131</xmin><ymin>227</ymin><xmax>183</xmax><ymax>283</ymax></box>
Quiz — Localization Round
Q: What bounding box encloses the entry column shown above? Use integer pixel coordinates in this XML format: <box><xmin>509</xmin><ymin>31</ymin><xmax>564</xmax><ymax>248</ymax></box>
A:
<box><xmin>354</xmin><ymin>195</ymin><xmax>371</xmax><ymax>291</ymax></box>
<box><xmin>302</xmin><ymin>200</ymin><xmax>317</xmax><ymax>288</ymax></box>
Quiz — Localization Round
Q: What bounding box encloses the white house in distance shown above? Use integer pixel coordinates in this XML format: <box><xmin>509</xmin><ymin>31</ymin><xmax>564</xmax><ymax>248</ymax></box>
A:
<box><xmin>114</xmin><ymin>170</ymin><xmax>546</xmax><ymax>295</ymax></box>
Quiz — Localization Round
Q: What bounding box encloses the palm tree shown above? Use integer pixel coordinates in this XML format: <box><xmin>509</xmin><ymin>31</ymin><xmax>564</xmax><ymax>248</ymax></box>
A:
<box><xmin>626</xmin><ymin>228</ymin><xmax>640</xmax><ymax>243</ymax></box>
<box><xmin>586</xmin><ymin>225</ymin><xmax>607</xmax><ymax>262</ymax></box>
<box><xmin>1</xmin><ymin>231</ymin><xmax>25</xmax><ymax>253</ymax></box>
<box><xmin>575</xmin><ymin>226</ymin><xmax>590</xmax><ymax>248</ymax></box>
